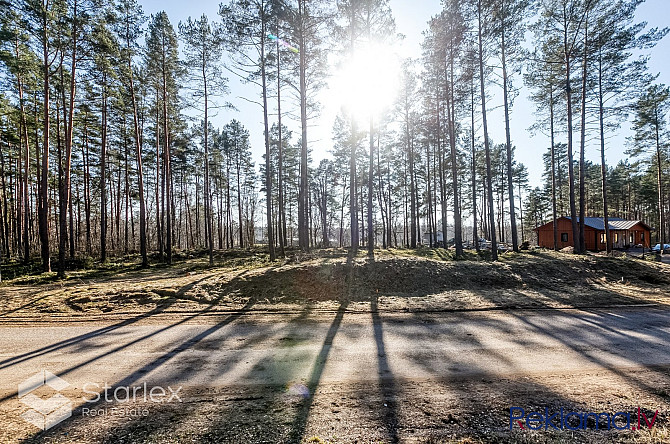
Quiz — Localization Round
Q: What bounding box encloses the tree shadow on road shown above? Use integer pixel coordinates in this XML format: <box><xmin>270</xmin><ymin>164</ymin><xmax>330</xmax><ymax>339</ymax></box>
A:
<box><xmin>371</xmin><ymin>294</ymin><xmax>399</xmax><ymax>443</ymax></box>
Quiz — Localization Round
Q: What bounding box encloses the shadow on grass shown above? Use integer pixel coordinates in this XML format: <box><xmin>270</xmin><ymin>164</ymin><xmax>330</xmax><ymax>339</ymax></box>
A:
<box><xmin>196</xmin><ymin>251</ymin><xmax>670</xmax><ymax>310</ymax></box>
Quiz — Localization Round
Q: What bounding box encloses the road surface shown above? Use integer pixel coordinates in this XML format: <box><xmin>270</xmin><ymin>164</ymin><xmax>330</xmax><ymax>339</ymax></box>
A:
<box><xmin>1</xmin><ymin>306</ymin><xmax>669</xmax><ymax>442</ymax></box>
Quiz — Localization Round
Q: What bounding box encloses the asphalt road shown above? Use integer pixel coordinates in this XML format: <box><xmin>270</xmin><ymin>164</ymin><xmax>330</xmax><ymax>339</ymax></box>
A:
<box><xmin>1</xmin><ymin>307</ymin><xmax>669</xmax><ymax>394</ymax></box>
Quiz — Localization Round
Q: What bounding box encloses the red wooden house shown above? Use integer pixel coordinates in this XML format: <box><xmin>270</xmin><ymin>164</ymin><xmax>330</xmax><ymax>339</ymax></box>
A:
<box><xmin>534</xmin><ymin>217</ymin><xmax>652</xmax><ymax>251</ymax></box>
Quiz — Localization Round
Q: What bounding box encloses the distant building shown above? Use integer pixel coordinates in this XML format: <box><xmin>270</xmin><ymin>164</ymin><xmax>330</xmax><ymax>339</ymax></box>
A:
<box><xmin>534</xmin><ymin>217</ymin><xmax>652</xmax><ymax>251</ymax></box>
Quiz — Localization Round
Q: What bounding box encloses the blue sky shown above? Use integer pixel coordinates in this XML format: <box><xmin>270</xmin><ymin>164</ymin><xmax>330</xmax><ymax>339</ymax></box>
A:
<box><xmin>141</xmin><ymin>0</ymin><xmax>669</xmax><ymax>188</ymax></box>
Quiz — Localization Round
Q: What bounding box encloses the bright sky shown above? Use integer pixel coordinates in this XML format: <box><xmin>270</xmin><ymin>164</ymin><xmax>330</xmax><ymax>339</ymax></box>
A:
<box><xmin>141</xmin><ymin>0</ymin><xmax>670</xmax><ymax>188</ymax></box>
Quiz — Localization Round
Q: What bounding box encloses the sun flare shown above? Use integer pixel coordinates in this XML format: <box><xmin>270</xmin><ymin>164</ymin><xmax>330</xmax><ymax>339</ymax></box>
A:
<box><xmin>332</xmin><ymin>42</ymin><xmax>401</xmax><ymax>121</ymax></box>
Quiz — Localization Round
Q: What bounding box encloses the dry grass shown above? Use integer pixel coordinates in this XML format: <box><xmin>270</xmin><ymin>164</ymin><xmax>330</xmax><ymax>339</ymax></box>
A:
<box><xmin>0</xmin><ymin>249</ymin><xmax>668</xmax><ymax>320</ymax></box>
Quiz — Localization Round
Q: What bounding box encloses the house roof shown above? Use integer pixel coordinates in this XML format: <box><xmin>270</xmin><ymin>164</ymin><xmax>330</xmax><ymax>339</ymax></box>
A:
<box><xmin>534</xmin><ymin>217</ymin><xmax>652</xmax><ymax>231</ymax></box>
<box><xmin>609</xmin><ymin>220</ymin><xmax>649</xmax><ymax>230</ymax></box>
<box><xmin>561</xmin><ymin>217</ymin><xmax>651</xmax><ymax>231</ymax></box>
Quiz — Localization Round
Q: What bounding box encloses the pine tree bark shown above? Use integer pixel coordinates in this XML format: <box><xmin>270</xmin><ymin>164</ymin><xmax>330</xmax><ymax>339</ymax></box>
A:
<box><xmin>297</xmin><ymin>0</ymin><xmax>309</xmax><ymax>252</ymax></box>
<box><xmin>578</xmin><ymin>17</ymin><xmax>589</xmax><ymax>253</ymax></box>
<box><xmin>15</xmin><ymin>39</ymin><xmax>32</xmax><ymax>264</ymax></box>
<box><xmin>550</xmin><ymin>87</ymin><xmax>558</xmax><ymax>251</ymax></box>
<box><xmin>471</xmin><ymin>76</ymin><xmax>479</xmax><ymax>251</ymax></box>
<box><xmin>445</xmin><ymin>50</ymin><xmax>463</xmax><ymax>257</ymax></box>
<box><xmin>38</xmin><ymin>2</ymin><xmax>51</xmax><ymax>272</ymax></box>
<box><xmin>367</xmin><ymin>117</ymin><xmax>374</xmax><ymax>257</ymax></box>
<box><xmin>161</xmin><ymin>32</ymin><xmax>172</xmax><ymax>265</ymax></box>
<box><xmin>127</xmin><ymin>21</ymin><xmax>148</xmax><ymax>267</ymax></box>
<box><xmin>438</xmin><ymin>89</ymin><xmax>448</xmax><ymax>250</ymax></box>
<box><xmin>564</xmin><ymin>6</ymin><xmax>580</xmax><ymax>254</ymax></box>
<box><xmin>478</xmin><ymin>0</ymin><xmax>498</xmax><ymax>260</ymax></box>
<box><xmin>260</xmin><ymin>9</ymin><xmax>275</xmax><ymax>260</ymax></box>
<box><xmin>276</xmin><ymin>27</ymin><xmax>286</xmax><ymax>256</ymax></box>
<box><xmin>654</xmin><ymin>105</ymin><xmax>665</xmax><ymax>254</ymax></box>
<box><xmin>597</xmin><ymin>47</ymin><xmax>611</xmax><ymax>254</ymax></box>
<box><xmin>501</xmin><ymin>25</ymin><xmax>518</xmax><ymax>252</ymax></box>
<box><xmin>203</xmin><ymin>62</ymin><xmax>213</xmax><ymax>265</ymax></box>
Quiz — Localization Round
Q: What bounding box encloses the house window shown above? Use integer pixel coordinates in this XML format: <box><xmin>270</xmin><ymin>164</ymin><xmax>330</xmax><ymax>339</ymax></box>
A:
<box><xmin>561</xmin><ymin>233</ymin><xmax>568</xmax><ymax>242</ymax></box>
<box><xmin>641</xmin><ymin>232</ymin><xmax>645</xmax><ymax>241</ymax></box>
<box><xmin>614</xmin><ymin>233</ymin><xmax>619</xmax><ymax>243</ymax></box>
<box><xmin>600</xmin><ymin>233</ymin><xmax>605</xmax><ymax>244</ymax></box>
<box><xmin>630</xmin><ymin>233</ymin><xmax>634</xmax><ymax>244</ymax></box>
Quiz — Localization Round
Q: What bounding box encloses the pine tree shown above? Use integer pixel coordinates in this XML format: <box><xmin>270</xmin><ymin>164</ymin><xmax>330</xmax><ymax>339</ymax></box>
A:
<box><xmin>591</xmin><ymin>0</ymin><xmax>667</xmax><ymax>253</ymax></box>
<box><xmin>220</xmin><ymin>0</ymin><xmax>278</xmax><ymax>260</ymax></box>
<box><xmin>145</xmin><ymin>11</ymin><xmax>181</xmax><ymax>264</ymax></box>
<box><xmin>179</xmin><ymin>14</ymin><xmax>227</xmax><ymax>265</ymax></box>
<box><xmin>476</xmin><ymin>0</ymin><xmax>498</xmax><ymax>259</ymax></box>
<box><xmin>282</xmin><ymin>0</ymin><xmax>331</xmax><ymax>252</ymax></box>
<box><xmin>490</xmin><ymin>0</ymin><xmax>532</xmax><ymax>253</ymax></box>
<box><xmin>630</xmin><ymin>84</ymin><xmax>670</xmax><ymax>252</ymax></box>
<box><xmin>535</xmin><ymin>0</ymin><xmax>593</xmax><ymax>254</ymax></box>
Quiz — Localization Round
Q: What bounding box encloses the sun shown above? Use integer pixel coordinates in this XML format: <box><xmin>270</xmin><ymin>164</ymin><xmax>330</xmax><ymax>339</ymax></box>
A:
<box><xmin>332</xmin><ymin>41</ymin><xmax>401</xmax><ymax>122</ymax></box>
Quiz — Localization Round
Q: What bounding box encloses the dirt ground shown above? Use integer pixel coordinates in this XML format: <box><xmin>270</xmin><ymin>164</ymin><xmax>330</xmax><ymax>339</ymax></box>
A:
<box><xmin>4</xmin><ymin>357</ymin><xmax>670</xmax><ymax>443</ymax></box>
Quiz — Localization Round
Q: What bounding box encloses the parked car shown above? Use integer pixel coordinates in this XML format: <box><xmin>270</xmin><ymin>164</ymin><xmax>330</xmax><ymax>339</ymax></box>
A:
<box><xmin>478</xmin><ymin>238</ymin><xmax>491</xmax><ymax>249</ymax></box>
<box><xmin>652</xmin><ymin>243</ymin><xmax>670</xmax><ymax>253</ymax></box>
<box><xmin>497</xmin><ymin>243</ymin><xmax>511</xmax><ymax>252</ymax></box>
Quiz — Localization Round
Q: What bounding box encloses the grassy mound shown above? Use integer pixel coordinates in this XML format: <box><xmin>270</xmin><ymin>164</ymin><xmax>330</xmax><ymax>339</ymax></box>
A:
<box><xmin>1</xmin><ymin>249</ymin><xmax>668</xmax><ymax>316</ymax></box>
<box><xmin>196</xmin><ymin>250</ymin><xmax>670</xmax><ymax>309</ymax></box>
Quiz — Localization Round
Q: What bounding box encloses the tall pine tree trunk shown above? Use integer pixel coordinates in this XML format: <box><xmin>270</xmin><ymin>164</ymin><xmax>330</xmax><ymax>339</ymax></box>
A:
<box><xmin>598</xmin><ymin>48</ymin><xmax>611</xmax><ymax>254</ymax></box>
<box><xmin>260</xmin><ymin>12</ymin><xmax>275</xmax><ymax>260</ymax></box>
<box><xmin>438</xmin><ymin>89</ymin><xmax>448</xmax><ymax>250</ymax></box>
<box><xmin>550</xmin><ymin>87</ymin><xmax>558</xmax><ymax>251</ymax></box>
<box><xmin>155</xmin><ymin>87</ymin><xmax>162</xmax><ymax>258</ymax></box>
<box><xmin>478</xmin><ymin>0</ymin><xmax>497</xmax><ymax>260</ymax></box>
<box><xmin>564</xmin><ymin>11</ymin><xmax>580</xmax><ymax>254</ymax></box>
<box><xmin>38</xmin><ymin>3</ymin><xmax>51</xmax><ymax>273</ymax></box>
<box><xmin>446</xmin><ymin>51</ymin><xmax>463</xmax><ymax>257</ymax></box>
<box><xmin>203</xmin><ymin>66</ymin><xmax>213</xmax><ymax>265</ymax></box>
<box><xmin>161</xmin><ymin>36</ymin><xmax>172</xmax><ymax>265</ymax></box>
<box><xmin>58</xmin><ymin>0</ymin><xmax>78</xmax><ymax>277</ymax></box>
<box><xmin>578</xmin><ymin>17</ymin><xmax>589</xmax><ymax>253</ymax></box>
<box><xmin>367</xmin><ymin>117</ymin><xmax>374</xmax><ymax>257</ymax></box>
<box><xmin>128</xmin><ymin>27</ymin><xmax>148</xmax><ymax>267</ymax></box>
<box><xmin>501</xmin><ymin>26</ymin><xmax>518</xmax><ymax>252</ymax></box>
<box><xmin>100</xmin><ymin>75</ymin><xmax>108</xmax><ymax>262</ymax></box>
<box><xmin>655</xmin><ymin>106</ymin><xmax>665</xmax><ymax>255</ymax></box>
<box><xmin>276</xmin><ymin>27</ymin><xmax>286</xmax><ymax>256</ymax></box>
<box><xmin>298</xmin><ymin>0</ymin><xmax>309</xmax><ymax>252</ymax></box>
<box><xmin>350</xmin><ymin>122</ymin><xmax>359</xmax><ymax>251</ymax></box>
<box><xmin>471</xmin><ymin>76</ymin><xmax>479</xmax><ymax>251</ymax></box>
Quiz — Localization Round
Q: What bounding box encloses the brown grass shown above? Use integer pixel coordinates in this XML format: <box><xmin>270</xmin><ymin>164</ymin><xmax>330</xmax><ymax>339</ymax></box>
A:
<box><xmin>0</xmin><ymin>249</ymin><xmax>668</xmax><ymax>319</ymax></box>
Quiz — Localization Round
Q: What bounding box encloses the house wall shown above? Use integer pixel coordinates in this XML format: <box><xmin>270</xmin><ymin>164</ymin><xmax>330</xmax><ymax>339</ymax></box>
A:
<box><xmin>536</xmin><ymin>218</ymin><xmax>596</xmax><ymax>250</ymax></box>
<box><xmin>537</xmin><ymin>219</ymin><xmax>651</xmax><ymax>250</ymax></box>
<box><xmin>583</xmin><ymin>226</ymin><xmax>599</xmax><ymax>251</ymax></box>
<box><xmin>609</xmin><ymin>224</ymin><xmax>651</xmax><ymax>249</ymax></box>
<box><xmin>538</xmin><ymin>222</ymin><xmax>598</xmax><ymax>250</ymax></box>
